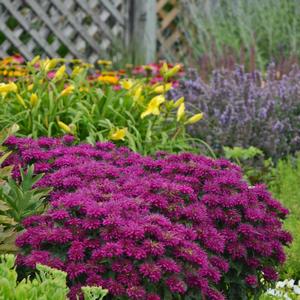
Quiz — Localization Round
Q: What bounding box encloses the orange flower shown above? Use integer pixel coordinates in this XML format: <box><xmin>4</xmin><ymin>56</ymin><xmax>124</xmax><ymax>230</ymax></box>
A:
<box><xmin>98</xmin><ymin>75</ymin><xmax>119</xmax><ymax>85</ymax></box>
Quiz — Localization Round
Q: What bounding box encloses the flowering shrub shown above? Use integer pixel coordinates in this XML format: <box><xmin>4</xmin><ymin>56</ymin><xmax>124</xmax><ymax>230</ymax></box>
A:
<box><xmin>169</xmin><ymin>64</ymin><xmax>300</xmax><ymax>159</ymax></box>
<box><xmin>0</xmin><ymin>56</ymin><xmax>202</xmax><ymax>155</ymax></box>
<box><xmin>3</xmin><ymin>136</ymin><xmax>291</xmax><ymax>299</ymax></box>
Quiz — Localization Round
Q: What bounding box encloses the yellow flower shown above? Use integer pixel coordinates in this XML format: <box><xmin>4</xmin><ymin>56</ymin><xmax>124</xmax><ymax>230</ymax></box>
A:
<box><xmin>143</xmin><ymin>65</ymin><xmax>153</xmax><ymax>71</ymax></box>
<box><xmin>16</xmin><ymin>94</ymin><xmax>27</xmax><ymax>108</ymax></box>
<box><xmin>177</xmin><ymin>103</ymin><xmax>185</xmax><ymax>122</ymax></box>
<box><xmin>60</xmin><ymin>85</ymin><xmax>74</xmax><ymax>97</ymax></box>
<box><xmin>141</xmin><ymin>95</ymin><xmax>165</xmax><ymax>119</ymax></box>
<box><xmin>132</xmin><ymin>85</ymin><xmax>143</xmax><ymax>103</ymax></box>
<box><xmin>160</xmin><ymin>62</ymin><xmax>169</xmax><ymax>75</ymax></box>
<box><xmin>173</xmin><ymin>97</ymin><xmax>184</xmax><ymax>108</ymax></box>
<box><xmin>120</xmin><ymin>79</ymin><xmax>134</xmax><ymax>90</ymax></box>
<box><xmin>44</xmin><ymin>59</ymin><xmax>59</xmax><ymax>72</ymax></box>
<box><xmin>53</xmin><ymin>65</ymin><xmax>66</xmax><ymax>81</ymax></box>
<box><xmin>101</xmin><ymin>71</ymin><xmax>117</xmax><ymax>76</ymax></box>
<box><xmin>29</xmin><ymin>55</ymin><xmax>40</xmax><ymax>66</ymax></box>
<box><xmin>98</xmin><ymin>75</ymin><xmax>119</xmax><ymax>85</ymax></box>
<box><xmin>57</xmin><ymin>121</ymin><xmax>72</xmax><ymax>134</ymax></box>
<box><xmin>185</xmin><ymin>113</ymin><xmax>204</xmax><ymax>125</ymax></box>
<box><xmin>165</xmin><ymin>64</ymin><xmax>182</xmax><ymax>79</ymax></box>
<box><xmin>109</xmin><ymin>128</ymin><xmax>127</xmax><ymax>141</ymax></box>
<box><xmin>71</xmin><ymin>66</ymin><xmax>84</xmax><ymax>77</ymax></box>
<box><xmin>153</xmin><ymin>83</ymin><xmax>172</xmax><ymax>94</ymax></box>
<box><xmin>27</xmin><ymin>84</ymin><xmax>34</xmax><ymax>91</ymax></box>
<box><xmin>97</xmin><ymin>60</ymin><xmax>112</xmax><ymax>66</ymax></box>
<box><xmin>79</xmin><ymin>86</ymin><xmax>89</xmax><ymax>92</ymax></box>
<box><xmin>30</xmin><ymin>93</ymin><xmax>38</xmax><ymax>107</ymax></box>
<box><xmin>0</xmin><ymin>82</ymin><xmax>18</xmax><ymax>95</ymax></box>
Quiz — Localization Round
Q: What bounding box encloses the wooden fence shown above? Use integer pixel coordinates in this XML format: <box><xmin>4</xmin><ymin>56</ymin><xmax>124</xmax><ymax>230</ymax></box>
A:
<box><xmin>0</xmin><ymin>0</ymin><xmax>183</xmax><ymax>63</ymax></box>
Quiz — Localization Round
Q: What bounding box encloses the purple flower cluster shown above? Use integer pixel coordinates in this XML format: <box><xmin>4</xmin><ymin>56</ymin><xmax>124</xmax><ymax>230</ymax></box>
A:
<box><xmin>4</xmin><ymin>136</ymin><xmax>292</xmax><ymax>299</ymax></box>
<box><xmin>169</xmin><ymin>64</ymin><xmax>300</xmax><ymax>159</ymax></box>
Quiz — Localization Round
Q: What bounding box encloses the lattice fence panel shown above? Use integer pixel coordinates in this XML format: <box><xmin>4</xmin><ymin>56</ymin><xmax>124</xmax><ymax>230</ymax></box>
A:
<box><xmin>0</xmin><ymin>0</ymin><xmax>130</xmax><ymax>63</ymax></box>
<box><xmin>156</xmin><ymin>0</ymin><xmax>189</xmax><ymax>62</ymax></box>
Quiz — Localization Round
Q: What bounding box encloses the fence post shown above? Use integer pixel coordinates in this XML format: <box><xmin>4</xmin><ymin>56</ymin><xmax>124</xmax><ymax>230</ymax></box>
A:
<box><xmin>130</xmin><ymin>0</ymin><xmax>157</xmax><ymax>64</ymax></box>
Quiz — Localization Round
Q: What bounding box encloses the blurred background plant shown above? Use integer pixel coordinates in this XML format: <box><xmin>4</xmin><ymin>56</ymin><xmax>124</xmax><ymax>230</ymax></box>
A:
<box><xmin>180</xmin><ymin>0</ymin><xmax>300</xmax><ymax>75</ymax></box>
<box><xmin>169</xmin><ymin>64</ymin><xmax>300</xmax><ymax>160</ymax></box>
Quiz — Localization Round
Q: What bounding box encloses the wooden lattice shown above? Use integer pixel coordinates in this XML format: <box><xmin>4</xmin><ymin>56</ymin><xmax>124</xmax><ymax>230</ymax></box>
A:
<box><xmin>0</xmin><ymin>0</ymin><xmax>130</xmax><ymax>63</ymax></box>
<box><xmin>156</xmin><ymin>0</ymin><xmax>188</xmax><ymax>62</ymax></box>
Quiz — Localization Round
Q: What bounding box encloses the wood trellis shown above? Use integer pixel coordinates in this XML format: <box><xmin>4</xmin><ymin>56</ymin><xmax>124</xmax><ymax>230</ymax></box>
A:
<box><xmin>156</xmin><ymin>0</ymin><xmax>188</xmax><ymax>62</ymax></box>
<box><xmin>0</xmin><ymin>0</ymin><xmax>131</xmax><ymax>63</ymax></box>
<box><xmin>0</xmin><ymin>0</ymin><xmax>186</xmax><ymax>63</ymax></box>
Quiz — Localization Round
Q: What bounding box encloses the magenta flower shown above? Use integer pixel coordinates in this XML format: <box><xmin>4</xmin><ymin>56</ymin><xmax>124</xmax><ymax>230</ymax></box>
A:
<box><xmin>5</xmin><ymin>136</ymin><xmax>291</xmax><ymax>299</ymax></box>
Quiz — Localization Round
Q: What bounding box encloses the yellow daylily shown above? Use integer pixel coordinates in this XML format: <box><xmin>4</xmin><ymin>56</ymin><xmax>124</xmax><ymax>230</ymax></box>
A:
<box><xmin>160</xmin><ymin>62</ymin><xmax>169</xmax><ymax>75</ymax></box>
<box><xmin>109</xmin><ymin>128</ymin><xmax>127</xmax><ymax>141</ymax></box>
<box><xmin>27</xmin><ymin>84</ymin><xmax>34</xmax><ymax>91</ymax></box>
<box><xmin>29</xmin><ymin>55</ymin><xmax>40</xmax><ymax>66</ymax></box>
<box><xmin>0</xmin><ymin>82</ymin><xmax>18</xmax><ymax>95</ymax></box>
<box><xmin>174</xmin><ymin>97</ymin><xmax>184</xmax><ymax>108</ymax></box>
<box><xmin>53</xmin><ymin>65</ymin><xmax>66</xmax><ymax>81</ymax></box>
<box><xmin>16</xmin><ymin>94</ymin><xmax>27</xmax><ymax>108</ymax></box>
<box><xmin>141</xmin><ymin>95</ymin><xmax>165</xmax><ymax>119</ymax></box>
<box><xmin>30</xmin><ymin>93</ymin><xmax>38</xmax><ymax>107</ymax></box>
<box><xmin>71</xmin><ymin>66</ymin><xmax>84</xmax><ymax>77</ymax></box>
<box><xmin>185</xmin><ymin>113</ymin><xmax>204</xmax><ymax>125</ymax></box>
<box><xmin>132</xmin><ymin>85</ymin><xmax>144</xmax><ymax>104</ymax></box>
<box><xmin>165</xmin><ymin>64</ymin><xmax>181</xmax><ymax>78</ymax></box>
<box><xmin>79</xmin><ymin>86</ymin><xmax>89</xmax><ymax>92</ymax></box>
<box><xmin>97</xmin><ymin>60</ymin><xmax>112</xmax><ymax>66</ymax></box>
<box><xmin>45</xmin><ymin>59</ymin><xmax>59</xmax><ymax>72</ymax></box>
<box><xmin>143</xmin><ymin>65</ymin><xmax>153</xmax><ymax>71</ymax></box>
<box><xmin>177</xmin><ymin>103</ymin><xmax>185</xmax><ymax>122</ymax></box>
<box><xmin>60</xmin><ymin>85</ymin><xmax>74</xmax><ymax>97</ymax></box>
<box><xmin>153</xmin><ymin>83</ymin><xmax>172</xmax><ymax>94</ymax></box>
<box><xmin>120</xmin><ymin>79</ymin><xmax>134</xmax><ymax>90</ymax></box>
<box><xmin>57</xmin><ymin>121</ymin><xmax>72</xmax><ymax>134</ymax></box>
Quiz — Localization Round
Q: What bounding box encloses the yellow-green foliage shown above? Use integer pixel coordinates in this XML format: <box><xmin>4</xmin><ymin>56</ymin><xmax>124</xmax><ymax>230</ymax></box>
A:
<box><xmin>0</xmin><ymin>254</ymin><xmax>108</xmax><ymax>300</ymax></box>
<box><xmin>270</xmin><ymin>154</ymin><xmax>300</xmax><ymax>280</ymax></box>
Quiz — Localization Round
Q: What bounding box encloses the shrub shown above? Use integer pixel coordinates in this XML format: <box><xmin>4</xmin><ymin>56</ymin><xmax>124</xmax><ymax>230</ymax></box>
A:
<box><xmin>3</xmin><ymin>136</ymin><xmax>291</xmax><ymax>300</ymax></box>
<box><xmin>0</xmin><ymin>125</ymin><xmax>51</xmax><ymax>254</ymax></box>
<box><xmin>0</xmin><ymin>58</ymin><xmax>201</xmax><ymax>155</ymax></box>
<box><xmin>269</xmin><ymin>155</ymin><xmax>300</xmax><ymax>280</ymax></box>
<box><xmin>169</xmin><ymin>64</ymin><xmax>300</xmax><ymax>160</ymax></box>
<box><xmin>0</xmin><ymin>254</ymin><xmax>108</xmax><ymax>300</ymax></box>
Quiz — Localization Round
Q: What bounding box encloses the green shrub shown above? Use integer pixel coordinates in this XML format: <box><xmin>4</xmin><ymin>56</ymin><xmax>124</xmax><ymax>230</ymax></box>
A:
<box><xmin>223</xmin><ymin>146</ymin><xmax>274</xmax><ymax>185</ymax></box>
<box><xmin>269</xmin><ymin>154</ymin><xmax>300</xmax><ymax>280</ymax></box>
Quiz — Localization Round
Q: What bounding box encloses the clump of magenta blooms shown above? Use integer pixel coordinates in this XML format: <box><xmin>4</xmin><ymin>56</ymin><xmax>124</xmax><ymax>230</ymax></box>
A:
<box><xmin>169</xmin><ymin>63</ymin><xmax>300</xmax><ymax>160</ymax></box>
<box><xmin>3</xmin><ymin>136</ymin><xmax>292</xmax><ymax>300</ymax></box>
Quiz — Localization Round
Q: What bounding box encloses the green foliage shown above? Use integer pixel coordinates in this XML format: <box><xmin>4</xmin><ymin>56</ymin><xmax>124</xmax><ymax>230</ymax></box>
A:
<box><xmin>0</xmin><ymin>254</ymin><xmax>108</xmax><ymax>300</ymax></box>
<box><xmin>81</xmin><ymin>286</ymin><xmax>108</xmax><ymax>300</ymax></box>
<box><xmin>0</xmin><ymin>146</ymin><xmax>51</xmax><ymax>253</ymax></box>
<box><xmin>223</xmin><ymin>146</ymin><xmax>274</xmax><ymax>185</ymax></box>
<box><xmin>180</xmin><ymin>0</ymin><xmax>300</xmax><ymax>70</ymax></box>
<box><xmin>0</xmin><ymin>61</ymin><xmax>200</xmax><ymax>155</ymax></box>
<box><xmin>269</xmin><ymin>154</ymin><xmax>300</xmax><ymax>280</ymax></box>
<box><xmin>0</xmin><ymin>165</ymin><xmax>51</xmax><ymax>225</ymax></box>
<box><xmin>0</xmin><ymin>254</ymin><xmax>68</xmax><ymax>300</ymax></box>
